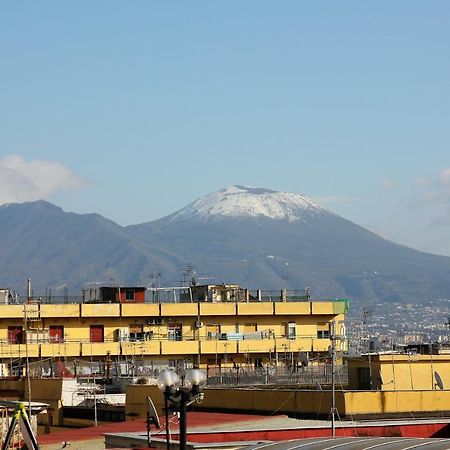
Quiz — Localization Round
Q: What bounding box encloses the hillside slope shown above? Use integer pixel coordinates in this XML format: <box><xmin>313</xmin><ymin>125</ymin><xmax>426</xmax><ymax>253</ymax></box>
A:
<box><xmin>0</xmin><ymin>201</ymin><xmax>181</xmax><ymax>292</ymax></box>
<box><xmin>127</xmin><ymin>186</ymin><xmax>450</xmax><ymax>303</ymax></box>
<box><xmin>2</xmin><ymin>186</ymin><xmax>450</xmax><ymax>305</ymax></box>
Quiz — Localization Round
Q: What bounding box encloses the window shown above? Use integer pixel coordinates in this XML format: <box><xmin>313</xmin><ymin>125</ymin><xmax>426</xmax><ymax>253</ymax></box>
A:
<box><xmin>49</xmin><ymin>325</ymin><xmax>64</xmax><ymax>343</ymax></box>
<box><xmin>358</xmin><ymin>367</ymin><xmax>371</xmax><ymax>390</ymax></box>
<box><xmin>168</xmin><ymin>323</ymin><xmax>182</xmax><ymax>341</ymax></box>
<box><xmin>8</xmin><ymin>326</ymin><xmax>23</xmax><ymax>344</ymax></box>
<box><xmin>125</xmin><ymin>289</ymin><xmax>135</xmax><ymax>301</ymax></box>
<box><xmin>129</xmin><ymin>324</ymin><xmax>144</xmax><ymax>341</ymax></box>
<box><xmin>90</xmin><ymin>325</ymin><xmax>104</xmax><ymax>343</ymax></box>
<box><xmin>317</xmin><ymin>323</ymin><xmax>330</xmax><ymax>339</ymax></box>
<box><xmin>286</xmin><ymin>322</ymin><xmax>296</xmax><ymax>339</ymax></box>
<box><xmin>206</xmin><ymin>324</ymin><xmax>220</xmax><ymax>340</ymax></box>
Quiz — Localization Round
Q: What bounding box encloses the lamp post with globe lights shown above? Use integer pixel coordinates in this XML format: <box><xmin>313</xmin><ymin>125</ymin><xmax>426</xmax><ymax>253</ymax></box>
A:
<box><xmin>157</xmin><ymin>368</ymin><xmax>206</xmax><ymax>450</ymax></box>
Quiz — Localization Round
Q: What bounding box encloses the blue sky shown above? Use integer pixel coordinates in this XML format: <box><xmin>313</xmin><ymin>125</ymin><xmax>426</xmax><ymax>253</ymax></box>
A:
<box><xmin>1</xmin><ymin>2</ymin><xmax>450</xmax><ymax>255</ymax></box>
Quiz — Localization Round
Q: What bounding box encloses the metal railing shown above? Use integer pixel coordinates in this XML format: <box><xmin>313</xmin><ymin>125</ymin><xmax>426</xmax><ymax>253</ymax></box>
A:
<box><xmin>206</xmin><ymin>364</ymin><xmax>348</xmax><ymax>387</ymax></box>
<box><xmin>7</xmin><ymin>290</ymin><xmax>340</xmax><ymax>305</ymax></box>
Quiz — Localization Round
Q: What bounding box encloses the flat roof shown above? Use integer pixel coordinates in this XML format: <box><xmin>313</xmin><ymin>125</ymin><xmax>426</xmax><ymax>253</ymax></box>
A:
<box><xmin>245</xmin><ymin>437</ymin><xmax>450</xmax><ymax>450</ymax></box>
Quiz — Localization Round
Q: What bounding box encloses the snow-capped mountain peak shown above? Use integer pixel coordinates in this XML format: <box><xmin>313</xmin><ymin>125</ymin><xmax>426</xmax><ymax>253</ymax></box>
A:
<box><xmin>169</xmin><ymin>185</ymin><xmax>325</xmax><ymax>222</ymax></box>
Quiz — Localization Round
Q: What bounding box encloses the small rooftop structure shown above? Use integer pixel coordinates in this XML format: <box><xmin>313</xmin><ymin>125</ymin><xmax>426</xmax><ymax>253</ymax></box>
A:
<box><xmin>82</xmin><ymin>285</ymin><xmax>146</xmax><ymax>303</ymax></box>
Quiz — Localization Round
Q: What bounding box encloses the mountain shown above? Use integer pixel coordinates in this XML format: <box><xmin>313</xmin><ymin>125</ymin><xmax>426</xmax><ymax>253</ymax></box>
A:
<box><xmin>0</xmin><ymin>200</ymin><xmax>182</xmax><ymax>293</ymax></box>
<box><xmin>127</xmin><ymin>185</ymin><xmax>450</xmax><ymax>304</ymax></box>
<box><xmin>1</xmin><ymin>186</ymin><xmax>450</xmax><ymax>305</ymax></box>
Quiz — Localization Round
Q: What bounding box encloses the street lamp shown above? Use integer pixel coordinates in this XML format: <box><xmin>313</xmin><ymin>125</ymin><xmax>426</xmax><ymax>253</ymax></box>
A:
<box><xmin>157</xmin><ymin>368</ymin><xmax>206</xmax><ymax>450</ymax></box>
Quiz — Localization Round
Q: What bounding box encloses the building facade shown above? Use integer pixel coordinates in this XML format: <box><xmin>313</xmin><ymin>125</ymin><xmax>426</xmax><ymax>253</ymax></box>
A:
<box><xmin>0</xmin><ymin>285</ymin><xmax>348</xmax><ymax>377</ymax></box>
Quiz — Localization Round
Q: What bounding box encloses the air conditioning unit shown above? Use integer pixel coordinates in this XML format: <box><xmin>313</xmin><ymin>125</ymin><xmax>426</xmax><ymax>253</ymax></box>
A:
<box><xmin>195</xmin><ymin>320</ymin><xmax>203</xmax><ymax>329</ymax></box>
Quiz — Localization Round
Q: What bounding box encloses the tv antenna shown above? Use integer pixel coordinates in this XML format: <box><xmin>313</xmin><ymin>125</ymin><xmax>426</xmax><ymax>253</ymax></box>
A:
<box><xmin>149</xmin><ymin>269</ymin><xmax>162</xmax><ymax>288</ymax></box>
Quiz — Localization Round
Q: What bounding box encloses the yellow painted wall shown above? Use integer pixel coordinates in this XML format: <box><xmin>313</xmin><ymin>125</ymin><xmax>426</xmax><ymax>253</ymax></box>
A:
<box><xmin>275</xmin><ymin>303</ymin><xmax>310</xmax><ymax>315</ymax></box>
<box><xmin>40</xmin><ymin>304</ymin><xmax>79</xmax><ymax>318</ymax></box>
<box><xmin>276</xmin><ymin>337</ymin><xmax>313</xmax><ymax>353</ymax></box>
<box><xmin>40</xmin><ymin>342</ymin><xmax>80</xmax><ymax>358</ymax></box>
<box><xmin>0</xmin><ymin>300</ymin><xmax>344</xmax><ymax>364</ymax></box>
<box><xmin>237</xmin><ymin>303</ymin><xmax>273</xmax><ymax>315</ymax></box>
<box><xmin>239</xmin><ymin>340</ymin><xmax>276</xmax><ymax>353</ymax></box>
<box><xmin>312</xmin><ymin>339</ymin><xmax>332</xmax><ymax>352</ymax></box>
<box><xmin>161</xmin><ymin>340</ymin><xmax>199</xmax><ymax>355</ymax></box>
<box><xmin>121</xmin><ymin>303</ymin><xmax>159</xmax><ymax>317</ymax></box>
<box><xmin>81</xmin><ymin>342</ymin><xmax>121</xmax><ymax>356</ymax></box>
<box><xmin>200</xmin><ymin>340</ymin><xmax>238</xmax><ymax>355</ymax></box>
<box><xmin>348</xmin><ymin>355</ymin><xmax>450</xmax><ymax>392</ymax></box>
<box><xmin>80</xmin><ymin>304</ymin><xmax>120</xmax><ymax>317</ymax></box>
<box><xmin>311</xmin><ymin>302</ymin><xmax>334</xmax><ymax>314</ymax></box>
<box><xmin>200</xmin><ymin>303</ymin><xmax>236</xmax><ymax>316</ymax></box>
<box><xmin>343</xmin><ymin>390</ymin><xmax>450</xmax><ymax>415</ymax></box>
<box><xmin>378</xmin><ymin>355</ymin><xmax>450</xmax><ymax>391</ymax></box>
<box><xmin>0</xmin><ymin>378</ymin><xmax>64</xmax><ymax>425</ymax></box>
<box><xmin>161</xmin><ymin>303</ymin><xmax>198</xmax><ymax>317</ymax></box>
<box><xmin>0</xmin><ymin>305</ymin><xmax>24</xmax><ymax>318</ymax></box>
<box><xmin>0</xmin><ymin>343</ymin><xmax>39</xmax><ymax>358</ymax></box>
<box><xmin>121</xmin><ymin>341</ymin><xmax>160</xmax><ymax>356</ymax></box>
<box><xmin>125</xmin><ymin>386</ymin><xmax>339</xmax><ymax>419</ymax></box>
<box><xmin>126</xmin><ymin>386</ymin><xmax>450</xmax><ymax>420</ymax></box>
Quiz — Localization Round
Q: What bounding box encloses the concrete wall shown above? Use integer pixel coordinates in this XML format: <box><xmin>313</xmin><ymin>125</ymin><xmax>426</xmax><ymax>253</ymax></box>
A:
<box><xmin>0</xmin><ymin>378</ymin><xmax>63</xmax><ymax>425</ymax></box>
<box><xmin>348</xmin><ymin>354</ymin><xmax>450</xmax><ymax>391</ymax></box>
<box><xmin>125</xmin><ymin>385</ymin><xmax>450</xmax><ymax>420</ymax></box>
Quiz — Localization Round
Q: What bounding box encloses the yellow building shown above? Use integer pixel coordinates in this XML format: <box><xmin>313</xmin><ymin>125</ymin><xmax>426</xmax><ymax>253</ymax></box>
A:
<box><xmin>347</xmin><ymin>351</ymin><xmax>450</xmax><ymax>391</ymax></box>
<box><xmin>0</xmin><ymin>285</ymin><xmax>348</xmax><ymax>376</ymax></box>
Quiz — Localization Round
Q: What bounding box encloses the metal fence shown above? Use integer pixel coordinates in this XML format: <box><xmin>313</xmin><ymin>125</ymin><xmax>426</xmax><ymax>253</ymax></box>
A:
<box><xmin>16</xmin><ymin>289</ymin><xmax>325</xmax><ymax>305</ymax></box>
<box><xmin>206</xmin><ymin>364</ymin><xmax>348</xmax><ymax>387</ymax></box>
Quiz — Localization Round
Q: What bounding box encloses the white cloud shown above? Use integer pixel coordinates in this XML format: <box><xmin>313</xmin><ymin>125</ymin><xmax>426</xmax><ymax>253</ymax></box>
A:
<box><xmin>438</xmin><ymin>168</ymin><xmax>450</xmax><ymax>187</ymax></box>
<box><xmin>382</xmin><ymin>179</ymin><xmax>395</xmax><ymax>190</ymax></box>
<box><xmin>408</xmin><ymin>168</ymin><xmax>450</xmax><ymax>226</ymax></box>
<box><xmin>0</xmin><ymin>155</ymin><xmax>86</xmax><ymax>204</ymax></box>
<box><xmin>414</xmin><ymin>177</ymin><xmax>429</xmax><ymax>187</ymax></box>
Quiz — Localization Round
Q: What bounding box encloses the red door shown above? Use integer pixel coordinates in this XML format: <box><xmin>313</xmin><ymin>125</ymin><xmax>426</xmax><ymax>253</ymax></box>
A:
<box><xmin>8</xmin><ymin>326</ymin><xmax>23</xmax><ymax>344</ymax></box>
<box><xmin>49</xmin><ymin>326</ymin><xmax>64</xmax><ymax>342</ymax></box>
<box><xmin>90</xmin><ymin>325</ymin><xmax>104</xmax><ymax>343</ymax></box>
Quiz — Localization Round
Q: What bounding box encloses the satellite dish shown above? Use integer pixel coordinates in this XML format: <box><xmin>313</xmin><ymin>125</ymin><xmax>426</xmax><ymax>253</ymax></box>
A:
<box><xmin>299</xmin><ymin>352</ymin><xmax>309</xmax><ymax>367</ymax></box>
<box><xmin>147</xmin><ymin>396</ymin><xmax>161</xmax><ymax>429</ymax></box>
<box><xmin>434</xmin><ymin>371</ymin><xmax>444</xmax><ymax>390</ymax></box>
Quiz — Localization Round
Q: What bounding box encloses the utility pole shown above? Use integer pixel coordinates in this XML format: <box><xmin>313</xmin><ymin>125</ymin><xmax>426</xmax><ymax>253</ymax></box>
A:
<box><xmin>330</xmin><ymin>321</ymin><xmax>337</xmax><ymax>437</ymax></box>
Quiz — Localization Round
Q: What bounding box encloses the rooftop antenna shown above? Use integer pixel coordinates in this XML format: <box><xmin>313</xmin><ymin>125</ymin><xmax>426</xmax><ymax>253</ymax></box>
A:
<box><xmin>304</xmin><ymin>286</ymin><xmax>311</xmax><ymax>300</ymax></box>
<box><xmin>149</xmin><ymin>269</ymin><xmax>161</xmax><ymax>289</ymax></box>
<box><xmin>191</xmin><ymin>269</ymin><xmax>199</xmax><ymax>287</ymax></box>
<box><xmin>182</xmin><ymin>264</ymin><xmax>194</xmax><ymax>287</ymax></box>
